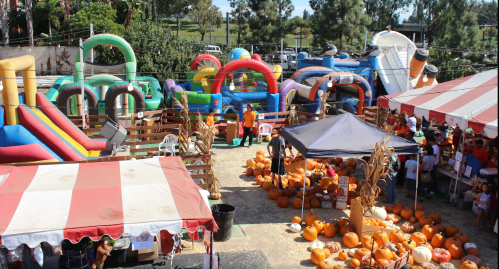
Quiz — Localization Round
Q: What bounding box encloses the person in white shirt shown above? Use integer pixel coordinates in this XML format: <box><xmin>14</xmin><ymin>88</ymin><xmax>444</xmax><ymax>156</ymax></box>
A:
<box><xmin>405</xmin><ymin>154</ymin><xmax>418</xmax><ymax>198</ymax></box>
<box><xmin>428</xmin><ymin>136</ymin><xmax>439</xmax><ymax>195</ymax></box>
<box><xmin>407</xmin><ymin>115</ymin><xmax>417</xmax><ymax>133</ymax></box>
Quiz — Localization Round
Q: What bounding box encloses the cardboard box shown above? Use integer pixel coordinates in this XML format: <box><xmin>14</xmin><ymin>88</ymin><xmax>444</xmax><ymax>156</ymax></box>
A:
<box><xmin>137</xmin><ymin>241</ymin><xmax>159</xmax><ymax>262</ymax></box>
<box><xmin>350</xmin><ymin>198</ymin><xmax>395</xmax><ymax>238</ymax></box>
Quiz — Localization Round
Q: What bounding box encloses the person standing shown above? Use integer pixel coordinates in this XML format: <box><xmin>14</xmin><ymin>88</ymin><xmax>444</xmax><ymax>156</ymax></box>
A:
<box><xmin>267</xmin><ymin>129</ymin><xmax>286</xmax><ymax>189</ymax></box>
<box><xmin>383</xmin><ymin>154</ymin><xmax>400</xmax><ymax>203</ymax></box>
<box><xmin>206</xmin><ymin>108</ymin><xmax>218</xmax><ymax>154</ymax></box>
<box><xmin>396</xmin><ymin>133</ymin><xmax>407</xmax><ymax>188</ymax></box>
<box><xmin>428</xmin><ymin>137</ymin><xmax>439</xmax><ymax>195</ymax></box>
<box><xmin>387</xmin><ymin>110</ymin><xmax>398</xmax><ymax>134</ymax></box>
<box><xmin>476</xmin><ymin>184</ymin><xmax>491</xmax><ymax>233</ymax></box>
<box><xmin>472</xmin><ymin>139</ymin><xmax>488</xmax><ymax>168</ymax></box>
<box><xmin>396</xmin><ymin>118</ymin><xmax>410</xmax><ymax>136</ymax></box>
<box><xmin>419</xmin><ymin>145</ymin><xmax>436</xmax><ymax>201</ymax></box>
<box><xmin>452</xmin><ymin>125</ymin><xmax>462</xmax><ymax>154</ymax></box>
<box><xmin>407</xmin><ymin>115</ymin><xmax>417</xmax><ymax>133</ymax></box>
<box><xmin>239</xmin><ymin>104</ymin><xmax>256</xmax><ymax>148</ymax></box>
<box><xmin>405</xmin><ymin>154</ymin><xmax>418</xmax><ymax>198</ymax></box>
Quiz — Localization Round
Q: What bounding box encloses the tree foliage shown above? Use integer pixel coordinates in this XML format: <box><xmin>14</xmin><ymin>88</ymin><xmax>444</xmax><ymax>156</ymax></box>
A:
<box><xmin>157</xmin><ymin>0</ymin><xmax>192</xmax><ymax>18</ymax></box>
<box><xmin>229</xmin><ymin>0</ymin><xmax>250</xmax><ymax>44</ymax></box>
<box><xmin>189</xmin><ymin>0</ymin><xmax>222</xmax><ymax>41</ymax></box>
<box><xmin>443</xmin><ymin>0</ymin><xmax>479</xmax><ymax>48</ymax></box>
<box><xmin>309</xmin><ymin>0</ymin><xmax>371</xmax><ymax>50</ymax></box>
<box><xmin>246</xmin><ymin>0</ymin><xmax>294</xmax><ymax>46</ymax></box>
<box><xmin>363</xmin><ymin>0</ymin><xmax>410</xmax><ymax>31</ymax></box>
<box><xmin>69</xmin><ymin>2</ymin><xmax>124</xmax><ymax>38</ymax></box>
<box><xmin>33</xmin><ymin>0</ymin><xmax>64</xmax><ymax>36</ymax></box>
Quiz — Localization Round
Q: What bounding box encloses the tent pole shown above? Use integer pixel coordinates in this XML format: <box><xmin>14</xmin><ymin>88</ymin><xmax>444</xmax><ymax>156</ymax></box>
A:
<box><xmin>454</xmin><ymin>131</ymin><xmax>466</xmax><ymax>202</ymax></box>
<box><xmin>415</xmin><ymin>150</ymin><xmax>419</xmax><ymax>209</ymax></box>
<box><xmin>301</xmin><ymin>158</ymin><xmax>307</xmax><ymax>220</ymax></box>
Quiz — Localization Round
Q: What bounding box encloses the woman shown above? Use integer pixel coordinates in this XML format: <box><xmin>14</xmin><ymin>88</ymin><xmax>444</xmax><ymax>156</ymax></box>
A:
<box><xmin>383</xmin><ymin>154</ymin><xmax>399</xmax><ymax>203</ymax></box>
<box><xmin>396</xmin><ymin>118</ymin><xmax>410</xmax><ymax>137</ymax></box>
<box><xmin>419</xmin><ymin>145</ymin><xmax>436</xmax><ymax>201</ymax></box>
<box><xmin>387</xmin><ymin>110</ymin><xmax>398</xmax><ymax>134</ymax></box>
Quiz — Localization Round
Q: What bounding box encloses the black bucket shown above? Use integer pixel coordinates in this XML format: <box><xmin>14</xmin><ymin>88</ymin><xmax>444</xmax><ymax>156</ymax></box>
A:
<box><xmin>211</xmin><ymin>204</ymin><xmax>236</xmax><ymax>242</ymax></box>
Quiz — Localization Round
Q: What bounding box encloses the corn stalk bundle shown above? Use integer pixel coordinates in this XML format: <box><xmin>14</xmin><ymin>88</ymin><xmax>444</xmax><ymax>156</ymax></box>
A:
<box><xmin>287</xmin><ymin>109</ymin><xmax>300</xmax><ymax>126</ymax></box>
<box><xmin>194</xmin><ymin>113</ymin><xmax>221</xmax><ymax>194</ymax></box>
<box><xmin>470</xmin><ymin>175</ymin><xmax>487</xmax><ymax>192</ymax></box>
<box><xmin>377</xmin><ymin>103</ymin><xmax>389</xmax><ymax>130</ymax></box>
<box><xmin>359</xmin><ymin>136</ymin><xmax>394</xmax><ymax>215</ymax></box>
<box><xmin>320</xmin><ymin>95</ymin><xmax>331</xmax><ymax>119</ymax></box>
<box><xmin>171</xmin><ymin>93</ymin><xmax>192</xmax><ymax>137</ymax></box>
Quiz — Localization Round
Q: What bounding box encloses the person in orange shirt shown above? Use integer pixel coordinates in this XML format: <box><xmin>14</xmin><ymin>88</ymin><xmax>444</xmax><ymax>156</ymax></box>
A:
<box><xmin>473</xmin><ymin>139</ymin><xmax>488</xmax><ymax>167</ymax></box>
<box><xmin>396</xmin><ymin>118</ymin><xmax>410</xmax><ymax>137</ymax></box>
<box><xmin>239</xmin><ymin>104</ymin><xmax>256</xmax><ymax>148</ymax></box>
<box><xmin>206</xmin><ymin>108</ymin><xmax>215</xmax><ymax>127</ymax></box>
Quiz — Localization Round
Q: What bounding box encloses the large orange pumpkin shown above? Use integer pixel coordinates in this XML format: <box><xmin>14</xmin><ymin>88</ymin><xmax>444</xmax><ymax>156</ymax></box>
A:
<box><xmin>339</xmin><ymin>225</ymin><xmax>354</xmax><ymax>236</ymax></box>
<box><xmin>255</xmin><ymin>155</ymin><xmax>264</xmax><ymax>163</ymax></box>
<box><xmin>386</xmin><ymin>205</ymin><xmax>394</xmax><ymax>213</ymax></box>
<box><xmin>292</xmin><ymin>198</ymin><xmax>302</xmax><ymax>209</ymax></box>
<box><xmin>415</xmin><ymin>210</ymin><xmax>426</xmax><ymax>220</ymax></box>
<box><xmin>254</xmin><ymin>167</ymin><xmax>264</xmax><ymax>177</ymax></box>
<box><xmin>375</xmin><ymin>246</ymin><xmax>393</xmax><ymax>260</ymax></box>
<box><xmin>373</xmin><ymin>230</ymin><xmax>389</xmax><ymax>247</ymax></box>
<box><xmin>323</xmin><ymin>223</ymin><xmax>336</xmax><ymax>237</ymax></box>
<box><xmin>422</xmin><ymin>225</ymin><xmax>437</xmax><ymax>241</ymax></box>
<box><xmin>465</xmin><ymin>248</ymin><xmax>481</xmax><ymax>257</ymax></box>
<box><xmin>445</xmin><ymin>237</ymin><xmax>463</xmax><ymax>249</ymax></box>
<box><xmin>431</xmin><ymin>233</ymin><xmax>445</xmax><ymax>248</ymax></box>
<box><xmin>303</xmin><ymin>226</ymin><xmax>318</xmax><ymax>241</ymax></box>
<box><xmin>316</xmin><ymin>261</ymin><xmax>334</xmax><ymax>269</ymax></box>
<box><xmin>448</xmin><ymin>244</ymin><xmax>463</xmax><ymax>259</ymax></box>
<box><xmin>393</xmin><ymin>206</ymin><xmax>403</xmax><ymax>215</ymax></box>
<box><xmin>337</xmin><ymin>249</ymin><xmax>348</xmax><ymax>260</ymax></box>
<box><xmin>401</xmin><ymin>207</ymin><xmax>414</xmax><ymax>220</ymax></box>
<box><xmin>435</xmin><ymin>224</ymin><xmax>445</xmax><ymax>233</ymax></box>
<box><xmin>419</xmin><ymin>216</ymin><xmax>433</xmax><ymax>227</ymax></box>
<box><xmin>291</xmin><ymin>216</ymin><xmax>302</xmax><ymax>224</ymax></box>
<box><xmin>343</xmin><ymin>232</ymin><xmax>359</xmax><ymax>248</ymax></box>
<box><xmin>313</xmin><ymin>220</ymin><xmax>324</xmax><ymax>233</ymax></box>
<box><xmin>455</xmin><ymin>232</ymin><xmax>470</xmax><ymax>244</ymax></box>
<box><xmin>411</xmin><ymin>232</ymin><xmax>427</xmax><ymax>245</ymax></box>
<box><xmin>311</xmin><ymin>248</ymin><xmax>326</xmax><ymax>265</ymax></box>
<box><xmin>389</xmin><ymin>230</ymin><xmax>405</xmax><ymax>243</ymax></box>
<box><xmin>354</xmin><ymin>248</ymin><xmax>371</xmax><ymax>261</ymax></box>
<box><xmin>350</xmin><ymin>258</ymin><xmax>361</xmax><ymax>268</ymax></box>
<box><xmin>460</xmin><ymin>260</ymin><xmax>478</xmax><ymax>269</ymax></box>
<box><xmin>269</xmin><ymin>188</ymin><xmax>282</xmax><ymax>200</ymax></box>
<box><xmin>246</xmin><ymin>159</ymin><xmax>256</xmax><ymax>167</ymax></box>
<box><xmin>246</xmin><ymin>167</ymin><xmax>254</xmax><ymax>176</ymax></box>
<box><xmin>445</xmin><ymin>225</ymin><xmax>460</xmax><ymax>237</ymax></box>
<box><xmin>277</xmin><ymin>196</ymin><xmax>290</xmax><ymax>208</ymax></box>
<box><xmin>305</xmin><ymin>210</ymin><xmax>319</xmax><ymax>226</ymax></box>
<box><xmin>428</xmin><ymin>213</ymin><xmax>441</xmax><ymax>224</ymax></box>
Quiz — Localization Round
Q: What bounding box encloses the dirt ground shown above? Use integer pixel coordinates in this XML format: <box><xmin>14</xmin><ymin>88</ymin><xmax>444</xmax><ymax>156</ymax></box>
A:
<box><xmin>201</xmin><ymin>143</ymin><xmax>498</xmax><ymax>269</ymax></box>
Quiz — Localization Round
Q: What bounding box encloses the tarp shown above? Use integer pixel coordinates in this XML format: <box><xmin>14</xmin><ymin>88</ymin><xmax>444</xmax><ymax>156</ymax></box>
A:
<box><xmin>378</xmin><ymin>69</ymin><xmax>498</xmax><ymax>139</ymax></box>
<box><xmin>0</xmin><ymin>157</ymin><xmax>217</xmax><ymax>250</ymax></box>
<box><xmin>281</xmin><ymin>113</ymin><xmax>419</xmax><ymax>158</ymax></box>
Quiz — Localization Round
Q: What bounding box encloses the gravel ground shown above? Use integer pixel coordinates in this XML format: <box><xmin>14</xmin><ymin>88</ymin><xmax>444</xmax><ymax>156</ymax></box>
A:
<box><xmin>205</xmin><ymin>142</ymin><xmax>498</xmax><ymax>269</ymax></box>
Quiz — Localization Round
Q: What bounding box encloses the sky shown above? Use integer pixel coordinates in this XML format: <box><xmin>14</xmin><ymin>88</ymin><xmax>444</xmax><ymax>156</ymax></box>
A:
<box><xmin>213</xmin><ymin>0</ymin><xmax>414</xmax><ymax>22</ymax></box>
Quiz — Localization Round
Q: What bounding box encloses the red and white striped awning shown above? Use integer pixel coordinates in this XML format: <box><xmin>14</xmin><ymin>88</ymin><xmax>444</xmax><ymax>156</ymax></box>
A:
<box><xmin>0</xmin><ymin>157</ymin><xmax>217</xmax><ymax>250</ymax></box>
<box><xmin>378</xmin><ymin>69</ymin><xmax>498</xmax><ymax>139</ymax></box>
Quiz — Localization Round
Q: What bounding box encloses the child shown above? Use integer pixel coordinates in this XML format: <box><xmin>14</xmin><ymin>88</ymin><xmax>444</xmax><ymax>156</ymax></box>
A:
<box><xmin>405</xmin><ymin>154</ymin><xmax>418</xmax><ymax>198</ymax></box>
<box><xmin>476</xmin><ymin>183</ymin><xmax>491</xmax><ymax>233</ymax></box>
<box><xmin>387</xmin><ymin>110</ymin><xmax>398</xmax><ymax>133</ymax></box>
<box><xmin>284</xmin><ymin>140</ymin><xmax>295</xmax><ymax>158</ymax></box>
<box><xmin>267</xmin><ymin>129</ymin><xmax>286</xmax><ymax>188</ymax></box>
<box><xmin>325</xmin><ymin>164</ymin><xmax>336</xmax><ymax>178</ymax></box>
<box><xmin>206</xmin><ymin>109</ymin><xmax>218</xmax><ymax>154</ymax></box>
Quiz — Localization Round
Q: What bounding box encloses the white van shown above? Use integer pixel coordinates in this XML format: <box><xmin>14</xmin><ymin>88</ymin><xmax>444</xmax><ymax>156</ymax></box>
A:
<box><xmin>205</xmin><ymin>45</ymin><xmax>222</xmax><ymax>54</ymax></box>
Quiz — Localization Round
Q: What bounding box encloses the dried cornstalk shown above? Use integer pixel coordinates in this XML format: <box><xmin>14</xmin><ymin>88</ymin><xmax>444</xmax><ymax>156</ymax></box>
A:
<box><xmin>193</xmin><ymin>113</ymin><xmax>222</xmax><ymax>194</ymax></box>
<box><xmin>358</xmin><ymin>136</ymin><xmax>395</xmax><ymax>215</ymax></box>
<box><xmin>320</xmin><ymin>95</ymin><xmax>331</xmax><ymax>119</ymax></box>
<box><xmin>470</xmin><ymin>175</ymin><xmax>487</xmax><ymax>192</ymax></box>
<box><xmin>377</xmin><ymin>103</ymin><xmax>389</xmax><ymax>130</ymax></box>
<box><xmin>171</xmin><ymin>93</ymin><xmax>192</xmax><ymax>137</ymax></box>
<box><xmin>287</xmin><ymin>109</ymin><xmax>299</xmax><ymax>126</ymax></box>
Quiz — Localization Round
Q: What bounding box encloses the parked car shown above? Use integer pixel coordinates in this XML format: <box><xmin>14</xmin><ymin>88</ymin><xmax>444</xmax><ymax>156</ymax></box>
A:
<box><xmin>205</xmin><ymin>45</ymin><xmax>222</xmax><ymax>54</ymax></box>
<box><xmin>288</xmin><ymin>54</ymin><xmax>297</xmax><ymax>71</ymax></box>
<box><xmin>273</xmin><ymin>51</ymin><xmax>288</xmax><ymax>62</ymax></box>
<box><xmin>284</xmin><ymin>48</ymin><xmax>295</xmax><ymax>54</ymax></box>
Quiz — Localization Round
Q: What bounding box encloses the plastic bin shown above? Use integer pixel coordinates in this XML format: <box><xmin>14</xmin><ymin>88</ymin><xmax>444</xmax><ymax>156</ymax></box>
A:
<box><xmin>211</xmin><ymin>204</ymin><xmax>236</xmax><ymax>242</ymax></box>
<box><xmin>232</xmin><ymin>138</ymin><xmax>242</xmax><ymax>146</ymax></box>
<box><xmin>104</xmin><ymin>237</ymin><xmax>130</xmax><ymax>266</ymax></box>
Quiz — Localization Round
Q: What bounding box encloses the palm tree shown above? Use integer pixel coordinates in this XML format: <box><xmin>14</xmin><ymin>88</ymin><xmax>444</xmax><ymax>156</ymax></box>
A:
<box><xmin>0</xmin><ymin>0</ymin><xmax>8</xmax><ymax>46</ymax></box>
<box><xmin>34</xmin><ymin>0</ymin><xmax>65</xmax><ymax>37</ymax></box>
<box><xmin>25</xmin><ymin>0</ymin><xmax>33</xmax><ymax>46</ymax></box>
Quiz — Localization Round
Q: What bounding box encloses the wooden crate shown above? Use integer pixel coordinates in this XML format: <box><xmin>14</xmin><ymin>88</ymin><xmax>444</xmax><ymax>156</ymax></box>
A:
<box><xmin>350</xmin><ymin>198</ymin><xmax>395</xmax><ymax>238</ymax></box>
<box><xmin>360</xmin><ymin>250</ymin><xmax>410</xmax><ymax>269</ymax></box>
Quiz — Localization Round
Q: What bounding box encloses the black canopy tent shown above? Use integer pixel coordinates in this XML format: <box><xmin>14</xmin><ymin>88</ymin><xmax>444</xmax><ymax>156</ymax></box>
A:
<box><xmin>281</xmin><ymin>113</ymin><xmax>420</xmax><ymax>217</ymax></box>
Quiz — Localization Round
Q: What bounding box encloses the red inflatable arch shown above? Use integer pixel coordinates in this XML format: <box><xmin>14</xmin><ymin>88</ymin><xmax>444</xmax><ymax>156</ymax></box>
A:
<box><xmin>211</xmin><ymin>59</ymin><xmax>278</xmax><ymax>94</ymax></box>
<box><xmin>190</xmin><ymin>54</ymin><xmax>222</xmax><ymax>71</ymax></box>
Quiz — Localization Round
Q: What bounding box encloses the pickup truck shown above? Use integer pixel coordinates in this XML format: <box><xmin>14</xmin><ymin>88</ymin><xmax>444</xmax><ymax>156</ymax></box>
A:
<box><xmin>205</xmin><ymin>45</ymin><xmax>222</xmax><ymax>54</ymax></box>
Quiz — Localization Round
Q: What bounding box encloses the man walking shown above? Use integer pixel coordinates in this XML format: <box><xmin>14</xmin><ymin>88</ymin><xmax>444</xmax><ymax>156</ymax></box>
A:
<box><xmin>239</xmin><ymin>104</ymin><xmax>256</xmax><ymax>148</ymax></box>
<box><xmin>267</xmin><ymin>129</ymin><xmax>286</xmax><ymax>189</ymax></box>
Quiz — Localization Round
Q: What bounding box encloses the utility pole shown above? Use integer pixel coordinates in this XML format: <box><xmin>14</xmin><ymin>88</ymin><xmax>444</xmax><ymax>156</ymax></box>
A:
<box><xmin>300</xmin><ymin>23</ymin><xmax>302</xmax><ymax>50</ymax></box>
<box><xmin>177</xmin><ymin>15</ymin><xmax>180</xmax><ymax>35</ymax></box>
<box><xmin>209</xmin><ymin>20</ymin><xmax>212</xmax><ymax>44</ymax></box>
<box><xmin>226</xmin><ymin>12</ymin><xmax>229</xmax><ymax>45</ymax></box>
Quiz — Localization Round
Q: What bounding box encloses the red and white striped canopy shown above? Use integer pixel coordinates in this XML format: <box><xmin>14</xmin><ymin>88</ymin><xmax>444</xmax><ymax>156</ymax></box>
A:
<box><xmin>378</xmin><ymin>69</ymin><xmax>498</xmax><ymax>139</ymax></box>
<box><xmin>0</xmin><ymin>157</ymin><xmax>217</xmax><ymax>250</ymax></box>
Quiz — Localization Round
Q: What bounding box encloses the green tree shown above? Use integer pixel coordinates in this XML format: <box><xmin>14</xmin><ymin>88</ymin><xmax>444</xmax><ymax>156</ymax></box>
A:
<box><xmin>229</xmin><ymin>0</ymin><xmax>250</xmax><ymax>44</ymax></box>
<box><xmin>0</xmin><ymin>0</ymin><xmax>8</xmax><ymax>46</ymax></box>
<box><xmin>69</xmin><ymin>2</ymin><xmax>125</xmax><ymax>38</ymax></box>
<box><xmin>363</xmin><ymin>0</ymin><xmax>410</xmax><ymax>31</ymax></box>
<box><xmin>303</xmin><ymin>9</ymin><xmax>309</xmax><ymax>20</ymax></box>
<box><xmin>443</xmin><ymin>0</ymin><xmax>479</xmax><ymax>48</ymax></box>
<box><xmin>246</xmin><ymin>0</ymin><xmax>294</xmax><ymax>46</ymax></box>
<box><xmin>190</xmin><ymin>0</ymin><xmax>222</xmax><ymax>41</ymax></box>
<box><xmin>309</xmin><ymin>0</ymin><xmax>371</xmax><ymax>50</ymax></box>
<box><xmin>33</xmin><ymin>0</ymin><xmax>64</xmax><ymax>37</ymax></box>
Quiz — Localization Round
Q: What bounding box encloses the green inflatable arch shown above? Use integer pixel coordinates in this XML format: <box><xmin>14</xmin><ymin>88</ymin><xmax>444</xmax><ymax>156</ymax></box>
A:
<box><xmin>74</xmin><ymin>34</ymin><xmax>136</xmax><ymax>83</ymax></box>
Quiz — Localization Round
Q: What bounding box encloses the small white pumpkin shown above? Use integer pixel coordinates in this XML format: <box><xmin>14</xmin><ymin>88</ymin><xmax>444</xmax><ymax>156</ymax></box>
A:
<box><xmin>371</xmin><ymin>206</ymin><xmax>387</xmax><ymax>220</ymax></box>
<box><xmin>463</xmin><ymin>242</ymin><xmax>477</xmax><ymax>251</ymax></box>
<box><xmin>321</xmin><ymin>201</ymin><xmax>333</xmax><ymax>208</ymax></box>
<box><xmin>323</xmin><ymin>195</ymin><xmax>330</xmax><ymax>200</ymax></box>
<box><xmin>438</xmin><ymin>263</ymin><xmax>454</xmax><ymax>269</ymax></box>
<box><xmin>315</xmin><ymin>193</ymin><xmax>323</xmax><ymax>198</ymax></box>
<box><xmin>310</xmin><ymin>240</ymin><xmax>325</xmax><ymax>251</ymax></box>
<box><xmin>289</xmin><ymin>223</ymin><xmax>301</xmax><ymax>233</ymax></box>
<box><xmin>413</xmin><ymin>246</ymin><xmax>432</xmax><ymax>264</ymax></box>
<box><xmin>348</xmin><ymin>248</ymin><xmax>357</xmax><ymax>257</ymax></box>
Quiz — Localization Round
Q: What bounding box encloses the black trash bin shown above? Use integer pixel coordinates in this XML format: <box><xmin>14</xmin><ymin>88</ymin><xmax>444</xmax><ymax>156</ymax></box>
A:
<box><xmin>211</xmin><ymin>204</ymin><xmax>236</xmax><ymax>242</ymax></box>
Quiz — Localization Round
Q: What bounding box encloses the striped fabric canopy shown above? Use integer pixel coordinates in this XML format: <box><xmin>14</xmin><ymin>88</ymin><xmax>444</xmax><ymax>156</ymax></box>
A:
<box><xmin>378</xmin><ymin>69</ymin><xmax>498</xmax><ymax>139</ymax></box>
<box><xmin>0</xmin><ymin>157</ymin><xmax>217</xmax><ymax>250</ymax></box>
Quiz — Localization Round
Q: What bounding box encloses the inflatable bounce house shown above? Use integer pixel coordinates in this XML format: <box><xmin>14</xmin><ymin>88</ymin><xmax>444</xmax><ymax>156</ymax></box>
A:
<box><xmin>164</xmin><ymin>48</ymin><xmax>283</xmax><ymax>119</ymax></box>
<box><xmin>0</xmin><ymin>55</ymin><xmax>109</xmax><ymax>164</ymax></box>
<box><xmin>46</xmin><ymin>34</ymin><xmax>162</xmax><ymax>120</ymax></box>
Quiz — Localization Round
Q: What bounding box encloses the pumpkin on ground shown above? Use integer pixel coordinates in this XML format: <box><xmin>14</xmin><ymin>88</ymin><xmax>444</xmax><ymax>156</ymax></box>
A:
<box><xmin>422</xmin><ymin>225</ymin><xmax>438</xmax><ymax>241</ymax></box>
<box><xmin>343</xmin><ymin>232</ymin><xmax>359</xmax><ymax>248</ymax></box>
<box><xmin>277</xmin><ymin>196</ymin><xmax>290</xmax><ymax>207</ymax></box>
<box><xmin>402</xmin><ymin>239</ymin><xmax>417</xmax><ymax>252</ymax></box>
<box><xmin>373</xmin><ymin>231</ymin><xmax>389</xmax><ymax>247</ymax></box>
<box><xmin>323</xmin><ymin>223</ymin><xmax>336</xmax><ymax>238</ymax></box>
<box><xmin>325</xmin><ymin>241</ymin><xmax>341</xmax><ymax>253</ymax></box>
<box><xmin>445</xmin><ymin>225</ymin><xmax>460</xmax><ymax>237</ymax></box>
<box><xmin>316</xmin><ymin>261</ymin><xmax>333</xmax><ymax>269</ymax></box>
<box><xmin>389</xmin><ymin>230</ymin><xmax>406</xmax><ymax>244</ymax></box>
<box><xmin>313</xmin><ymin>220</ymin><xmax>324</xmax><ymax>233</ymax></box>
<box><xmin>413</xmin><ymin>246</ymin><xmax>432</xmax><ymax>263</ymax></box>
<box><xmin>465</xmin><ymin>248</ymin><xmax>480</xmax><ymax>257</ymax></box>
<box><xmin>374</xmin><ymin>246</ymin><xmax>393</xmax><ymax>260</ymax></box>
<box><xmin>431</xmin><ymin>233</ymin><xmax>445</xmax><ymax>248</ymax></box>
<box><xmin>435</xmin><ymin>224</ymin><xmax>445</xmax><ymax>233</ymax></box>
<box><xmin>371</xmin><ymin>207</ymin><xmax>387</xmax><ymax>220</ymax></box>
<box><xmin>432</xmin><ymin>248</ymin><xmax>451</xmax><ymax>263</ymax></box>
<box><xmin>337</xmin><ymin>218</ymin><xmax>349</xmax><ymax>227</ymax></box>
<box><xmin>445</xmin><ymin>237</ymin><xmax>463</xmax><ymax>249</ymax></box>
<box><xmin>462</xmin><ymin>255</ymin><xmax>481</xmax><ymax>268</ymax></box>
<box><xmin>463</xmin><ymin>243</ymin><xmax>477</xmax><ymax>251</ymax></box>
<box><xmin>411</xmin><ymin>232</ymin><xmax>427</xmax><ymax>245</ymax></box>
<box><xmin>393</xmin><ymin>206</ymin><xmax>403</xmax><ymax>215</ymax></box>
<box><xmin>386</xmin><ymin>214</ymin><xmax>402</xmax><ymax>223</ymax></box>
<box><xmin>410</xmin><ymin>216</ymin><xmax>418</xmax><ymax>223</ymax></box>
<box><xmin>247</xmin><ymin>159</ymin><xmax>256</xmax><ymax>167</ymax></box>
<box><xmin>447</xmin><ymin>244</ymin><xmax>463</xmax><ymax>259</ymax></box>
<box><xmin>303</xmin><ymin>226</ymin><xmax>318</xmax><ymax>241</ymax></box>
<box><xmin>324</xmin><ymin>248</ymin><xmax>331</xmax><ymax>258</ymax></box>
<box><xmin>269</xmin><ymin>188</ymin><xmax>282</xmax><ymax>200</ymax></box>
<box><xmin>354</xmin><ymin>248</ymin><xmax>371</xmax><ymax>261</ymax></box>
<box><xmin>387</xmin><ymin>205</ymin><xmax>394</xmax><ymax>213</ymax></box>
<box><xmin>460</xmin><ymin>260</ymin><xmax>479</xmax><ymax>269</ymax></box>
<box><xmin>338</xmin><ymin>249</ymin><xmax>348</xmax><ymax>260</ymax></box>
<box><xmin>412</xmin><ymin>204</ymin><xmax>424</xmax><ymax>211</ymax></box>
<box><xmin>305</xmin><ymin>210</ymin><xmax>319</xmax><ymax>226</ymax></box>
<box><xmin>455</xmin><ymin>232</ymin><xmax>470</xmax><ymax>244</ymax></box>
<box><xmin>401</xmin><ymin>222</ymin><xmax>416</xmax><ymax>233</ymax></box>
<box><xmin>428</xmin><ymin>213</ymin><xmax>441</xmax><ymax>224</ymax></box>
<box><xmin>415</xmin><ymin>210</ymin><xmax>426</xmax><ymax>220</ymax></box>
<box><xmin>311</xmin><ymin>248</ymin><xmax>326</xmax><ymax>265</ymax></box>
<box><xmin>418</xmin><ymin>239</ymin><xmax>433</xmax><ymax>252</ymax></box>
<box><xmin>246</xmin><ymin>167</ymin><xmax>254</xmax><ymax>176</ymax></box>
<box><xmin>339</xmin><ymin>225</ymin><xmax>354</xmax><ymax>236</ymax></box>
<box><xmin>289</xmin><ymin>223</ymin><xmax>301</xmax><ymax>233</ymax></box>
<box><xmin>350</xmin><ymin>258</ymin><xmax>361</xmax><ymax>268</ymax></box>
<box><xmin>292</xmin><ymin>198</ymin><xmax>302</xmax><ymax>209</ymax></box>
<box><xmin>419</xmin><ymin>216</ymin><xmax>433</xmax><ymax>227</ymax></box>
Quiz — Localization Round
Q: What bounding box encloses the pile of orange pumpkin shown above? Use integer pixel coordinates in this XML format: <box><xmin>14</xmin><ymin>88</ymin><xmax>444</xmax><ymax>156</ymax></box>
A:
<box><xmin>245</xmin><ymin>152</ymin><xmax>366</xmax><ymax>209</ymax></box>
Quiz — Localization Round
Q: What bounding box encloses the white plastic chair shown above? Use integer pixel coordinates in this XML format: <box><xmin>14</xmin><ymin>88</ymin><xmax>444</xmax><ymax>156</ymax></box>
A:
<box><xmin>158</xmin><ymin>134</ymin><xmax>178</xmax><ymax>156</ymax></box>
<box><xmin>258</xmin><ymin>123</ymin><xmax>273</xmax><ymax>142</ymax></box>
